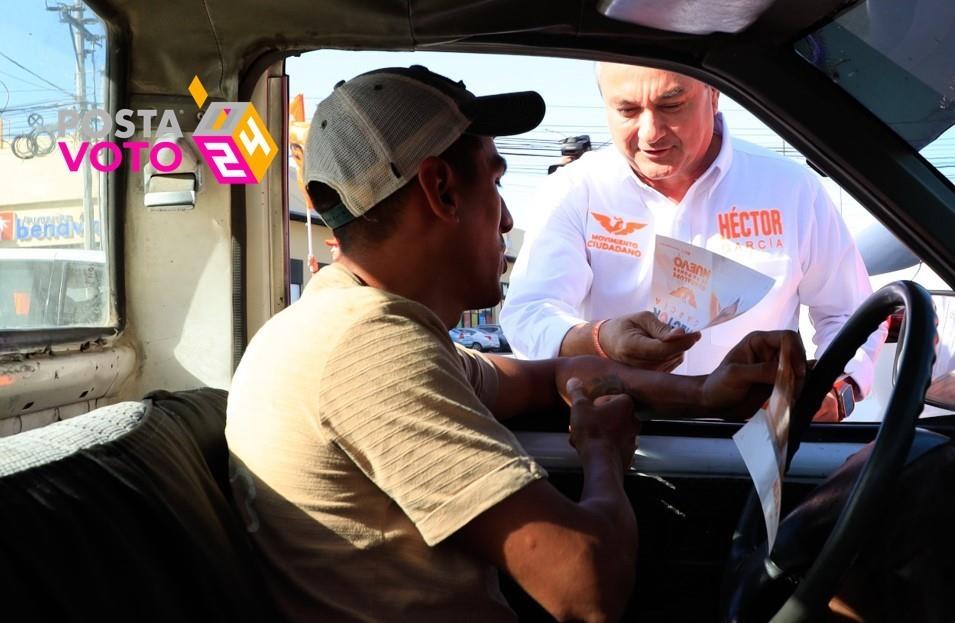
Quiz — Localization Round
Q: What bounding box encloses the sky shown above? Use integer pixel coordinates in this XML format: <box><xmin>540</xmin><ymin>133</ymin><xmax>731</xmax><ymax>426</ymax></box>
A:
<box><xmin>0</xmin><ymin>2</ymin><xmax>106</xmax><ymax>139</ymax></box>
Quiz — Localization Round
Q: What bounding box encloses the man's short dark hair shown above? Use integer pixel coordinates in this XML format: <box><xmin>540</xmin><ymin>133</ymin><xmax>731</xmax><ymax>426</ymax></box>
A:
<box><xmin>309</xmin><ymin>133</ymin><xmax>484</xmax><ymax>253</ymax></box>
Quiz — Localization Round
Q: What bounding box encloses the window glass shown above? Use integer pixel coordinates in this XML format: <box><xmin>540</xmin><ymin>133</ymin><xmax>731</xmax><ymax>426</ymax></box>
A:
<box><xmin>795</xmin><ymin>0</ymin><xmax>955</xmax><ymax>188</ymax></box>
<box><xmin>0</xmin><ymin>2</ymin><xmax>111</xmax><ymax>332</ymax></box>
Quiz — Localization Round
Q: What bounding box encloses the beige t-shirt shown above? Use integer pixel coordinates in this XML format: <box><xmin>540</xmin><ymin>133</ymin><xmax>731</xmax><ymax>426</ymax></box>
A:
<box><xmin>226</xmin><ymin>264</ymin><xmax>546</xmax><ymax>622</ymax></box>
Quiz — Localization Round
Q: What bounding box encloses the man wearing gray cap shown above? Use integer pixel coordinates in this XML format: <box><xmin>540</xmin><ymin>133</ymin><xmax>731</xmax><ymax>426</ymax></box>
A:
<box><xmin>226</xmin><ymin>65</ymin><xmax>804</xmax><ymax>622</ymax></box>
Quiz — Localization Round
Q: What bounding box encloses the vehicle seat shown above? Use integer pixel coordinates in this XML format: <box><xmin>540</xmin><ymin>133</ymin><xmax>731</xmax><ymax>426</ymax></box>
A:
<box><xmin>0</xmin><ymin>388</ymin><xmax>282</xmax><ymax>622</ymax></box>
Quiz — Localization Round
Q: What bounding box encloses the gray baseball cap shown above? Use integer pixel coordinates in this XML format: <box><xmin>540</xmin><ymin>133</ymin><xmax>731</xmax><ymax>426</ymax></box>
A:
<box><xmin>304</xmin><ymin>65</ymin><xmax>545</xmax><ymax>228</ymax></box>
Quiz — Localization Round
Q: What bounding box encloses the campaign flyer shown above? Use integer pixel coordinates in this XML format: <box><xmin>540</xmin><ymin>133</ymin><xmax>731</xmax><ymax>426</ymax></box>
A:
<box><xmin>651</xmin><ymin>235</ymin><xmax>774</xmax><ymax>333</ymax></box>
<box><xmin>732</xmin><ymin>339</ymin><xmax>795</xmax><ymax>552</ymax></box>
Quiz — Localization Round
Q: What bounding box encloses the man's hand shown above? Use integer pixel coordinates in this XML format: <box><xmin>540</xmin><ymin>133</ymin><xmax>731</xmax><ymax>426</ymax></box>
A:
<box><xmin>558</xmin><ymin>311</ymin><xmax>699</xmax><ymax>370</ymax></box>
<box><xmin>701</xmin><ymin>330</ymin><xmax>807</xmax><ymax>420</ymax></box>
<box><xmin>566</xmin><ymin>378</ymin><xmax>640</xmax><ymax>470</ymax></box>
<box><xmin>599</xmin><ymin>311</ymin><xmax>701</xmax><ymax>371</ymax></box>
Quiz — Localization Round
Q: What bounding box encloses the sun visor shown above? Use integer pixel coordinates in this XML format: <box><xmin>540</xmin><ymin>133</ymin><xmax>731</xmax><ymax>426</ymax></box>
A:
<box><xmin>597</xmin><ymin>0</ymin><xmax>777</xmax><ymax>34</ymax></box>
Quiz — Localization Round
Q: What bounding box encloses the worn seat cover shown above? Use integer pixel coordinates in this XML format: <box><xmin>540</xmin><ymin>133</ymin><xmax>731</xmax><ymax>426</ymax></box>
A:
<box><xmin>0</xmin><ymin>388</ymin><xmax>281</xmax><ymax>622</ymax></box>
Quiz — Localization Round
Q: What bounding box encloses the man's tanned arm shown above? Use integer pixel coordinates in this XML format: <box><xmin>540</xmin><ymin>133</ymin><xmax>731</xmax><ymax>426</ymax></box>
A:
<box><xmin>454</xmin><ymin>380</ymin><xmax>639</xmax><ymax>623</ymax></box>
<box><xmin>487</xmin><ymin>330</ymin><xmax>804</xmax><ymax>422</ymax></box>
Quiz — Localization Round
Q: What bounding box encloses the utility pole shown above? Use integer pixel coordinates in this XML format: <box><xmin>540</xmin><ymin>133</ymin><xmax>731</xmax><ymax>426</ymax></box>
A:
<box><xmin>49</xmin><ymin>0</ymin><xmax>102</xmax><ymax>250</ymax></box>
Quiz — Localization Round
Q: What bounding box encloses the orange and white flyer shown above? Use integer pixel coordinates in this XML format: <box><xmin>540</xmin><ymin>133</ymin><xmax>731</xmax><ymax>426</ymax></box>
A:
<box><xmin>732</xmin><ymin>339</ymin><xmax>795</xmax><ymax>551</ymax></box>
<box><xmin>651</xmin><ymin>235</ymin><xmax>774</xmax><ymax>333</ymax></box>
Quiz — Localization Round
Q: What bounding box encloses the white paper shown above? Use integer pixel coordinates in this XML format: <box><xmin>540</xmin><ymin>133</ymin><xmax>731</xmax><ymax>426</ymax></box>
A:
<box><xmin>651</xmin><ymin>235</ymin><xmax>774</xmax><ymax>333</ymax></box>
<box><xmin>732</xmin><ymin>341</ymin><xmax>795</xmax><ymax>552</ymax></box>
<box><xmin>733</xmin><ymin>410</ymin><xmax>783</xmax><ymax>549</ymax></box>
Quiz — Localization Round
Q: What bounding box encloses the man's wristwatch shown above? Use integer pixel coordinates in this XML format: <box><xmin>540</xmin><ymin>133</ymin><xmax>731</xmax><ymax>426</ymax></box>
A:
<box><xmin>832</xmin><ymin>376</ymin><xmax>858</xmax><ymax>421</ymax></box>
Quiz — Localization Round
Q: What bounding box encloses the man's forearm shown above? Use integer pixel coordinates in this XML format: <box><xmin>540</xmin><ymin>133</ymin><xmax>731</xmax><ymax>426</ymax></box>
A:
<box><xmin>556</xmin><ymin>356</ymin><xmax>707</xmax><ymax>418</ymax></box>
<box><xmin>577</xmin><ymin>441</ymin><xmax>635</xmax><ymax>530</ymax></box>
<box><xmin>575</xmin><ymin>441</ymin><xmax>638</xmax><ymax>619</ymax></box>
<box><xmin>618</xmin><ymin>367</ymin><xmax>707</xmax><ymax>418</ymax></box>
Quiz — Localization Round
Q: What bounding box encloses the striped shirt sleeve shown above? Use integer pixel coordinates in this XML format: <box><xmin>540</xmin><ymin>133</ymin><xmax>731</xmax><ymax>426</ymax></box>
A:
<box><xmin>316</xmin><ymin>308</ymin><xmax>546</xmax><ymax>546</ymax></box>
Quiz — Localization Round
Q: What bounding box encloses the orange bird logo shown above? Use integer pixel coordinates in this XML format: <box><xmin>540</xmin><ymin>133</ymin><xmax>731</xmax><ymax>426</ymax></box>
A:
<box><xmin>591</xmin><ymin>212</ymin><xmax>646</xmax><ymax>235</ymax></box>
<box><xmin>669</xmin><ymin>286</ymin><xmax>697</xmax><ymax>308</ymax></box>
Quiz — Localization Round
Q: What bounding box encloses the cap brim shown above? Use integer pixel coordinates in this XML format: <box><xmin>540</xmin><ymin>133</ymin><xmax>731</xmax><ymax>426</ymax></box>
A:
<box><xmin>462</xmin><ymin>91</ymin><xmax>545</xmax><ymax>136</ymax></box>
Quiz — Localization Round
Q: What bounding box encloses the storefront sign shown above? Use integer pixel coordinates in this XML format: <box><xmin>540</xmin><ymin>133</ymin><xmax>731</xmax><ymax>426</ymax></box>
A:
<box><xmin>0</xmin><ymin>208</ymin><xmax>101</xmax><ymax>247</ymax></box>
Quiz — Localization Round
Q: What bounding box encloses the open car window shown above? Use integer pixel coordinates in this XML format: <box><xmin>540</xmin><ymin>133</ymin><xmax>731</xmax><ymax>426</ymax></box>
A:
<box><xmin>288</xmin><ymin>49</ymin><xmax>951</xmax><ymax>420</ymax></box>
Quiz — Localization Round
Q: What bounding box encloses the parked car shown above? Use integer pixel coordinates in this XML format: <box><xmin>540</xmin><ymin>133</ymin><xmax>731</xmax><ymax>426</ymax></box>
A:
<box><xmin>476</xmin><ymin>324</ymin><xmax>510</xmax><ymax>352</ymax></box>
<box><xmin>0</xmin><ymin>249</ymin><xmax>107</xmax><ymax>329</ymax></box>
<box><xmin>448</xmin><ymin>328</ymin><xmax>500</xmax><ymax>352</ymax></box>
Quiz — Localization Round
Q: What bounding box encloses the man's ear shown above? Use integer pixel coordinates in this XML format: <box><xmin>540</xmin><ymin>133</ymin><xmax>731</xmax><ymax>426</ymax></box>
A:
<box><xmin>417</xmin><ymin>156</ymin><xmax>459</xmax><ymax>223</ymax></box>
<box><xmin>709</xmin><ymin>86</ymin><xmax>720</xmax><ymax>114</ymax></box>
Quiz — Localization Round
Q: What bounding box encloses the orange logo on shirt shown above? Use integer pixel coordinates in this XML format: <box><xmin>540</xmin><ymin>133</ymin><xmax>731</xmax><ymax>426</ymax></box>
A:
<box><xmin>587</xmin><ymin>213</ymin><xmax>646</xmax><ymax>258</ymax></box>
<box><xmin>591</xmin><ymin>212</ymin><xmax>646</xmax><ymax>236</ymax></box>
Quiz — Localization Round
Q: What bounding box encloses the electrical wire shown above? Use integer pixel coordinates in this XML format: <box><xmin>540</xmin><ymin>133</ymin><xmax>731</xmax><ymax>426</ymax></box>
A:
<box><xmin>0</xmin><ymin>51</ymin><xmax>72</xmax><ymax>97</ymax></box>
<box><xmin>0</xmin><ymin>69</ymin><xmax>60</xmax><ymax>91</ymax></box>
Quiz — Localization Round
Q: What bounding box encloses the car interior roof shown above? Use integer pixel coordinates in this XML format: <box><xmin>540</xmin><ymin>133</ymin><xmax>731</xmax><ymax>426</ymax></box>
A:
<box><xmin>90</xmin><ymin>0</ymin><xmax>847</xmax><ymax>100</ymax></box>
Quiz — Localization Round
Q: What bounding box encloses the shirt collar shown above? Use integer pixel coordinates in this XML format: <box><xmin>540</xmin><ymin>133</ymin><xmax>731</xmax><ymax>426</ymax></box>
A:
<box><xmin>705</xmin><ymin>112</ymin><xmax>733</xmax><ymax>189</ymax></box>
<box><xmin>304</xmin><ymin>262</ymin><xmax>362</xmax><ymax>296</ymax></box>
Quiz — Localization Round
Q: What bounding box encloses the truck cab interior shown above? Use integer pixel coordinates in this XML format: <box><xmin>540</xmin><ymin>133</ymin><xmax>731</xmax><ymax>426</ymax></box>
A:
<box><xmin>2</xmin><ymin>1</ymin><xmax>955</xmax><ymax>621</ymax></box>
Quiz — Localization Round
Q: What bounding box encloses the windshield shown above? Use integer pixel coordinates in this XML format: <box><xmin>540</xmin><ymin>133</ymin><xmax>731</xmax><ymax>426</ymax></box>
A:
<box><xmin>795</xmin><ymin>0</ymin><xmax>955</xmax><ymax>187</ymax></box>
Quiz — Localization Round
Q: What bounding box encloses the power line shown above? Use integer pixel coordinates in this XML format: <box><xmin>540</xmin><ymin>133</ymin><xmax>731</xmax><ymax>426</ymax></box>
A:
<box><xmin>0</xmin><ymin>69</ymin><xmax>58</xmax><ymax>92</ymax></box>
<box><xmin>0</xmin><ymin>99</ymin><xmax>72</xmax><ymax>113</ymax></box>
<box><xmin>0</xmin><ymin>51</ymin><xmax>72</xmax><ymax>98</ymax></box>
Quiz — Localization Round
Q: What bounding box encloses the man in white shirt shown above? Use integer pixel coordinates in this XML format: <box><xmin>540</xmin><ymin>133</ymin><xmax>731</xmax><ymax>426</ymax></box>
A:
<box><xmin>501</xmin><ymin>63</ymin><xmax>885</xmax><ymax>421</ymax></box>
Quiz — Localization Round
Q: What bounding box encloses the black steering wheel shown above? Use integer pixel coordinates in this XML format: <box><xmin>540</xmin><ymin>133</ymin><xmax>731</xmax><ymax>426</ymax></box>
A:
<box><xmin>721</xmin><ymin>281</ymin><xmax>937</xmax><ymax>623</ymax></box>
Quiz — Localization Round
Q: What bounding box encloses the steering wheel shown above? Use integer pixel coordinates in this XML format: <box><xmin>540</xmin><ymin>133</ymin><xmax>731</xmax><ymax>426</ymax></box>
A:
<box><xmin>721</xmin><ymin>281</ymin><xmax>937</xmax><ymax>623</ymax></box>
